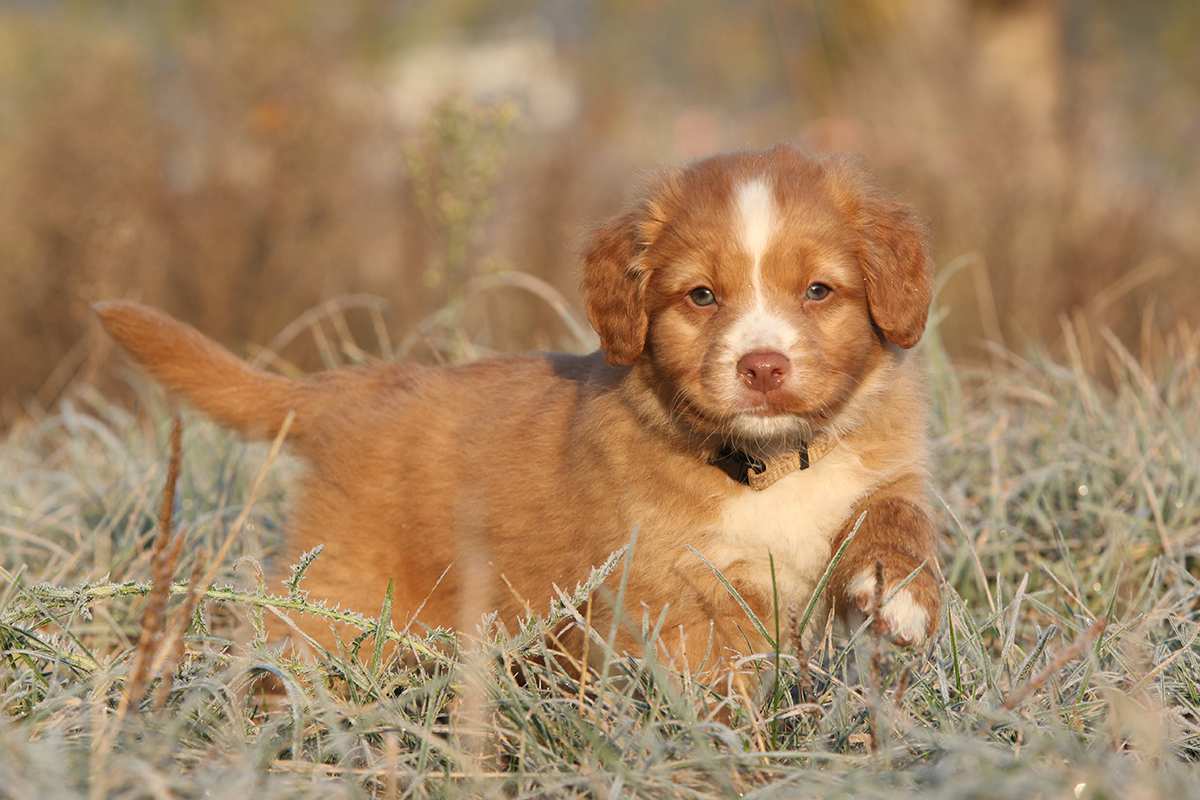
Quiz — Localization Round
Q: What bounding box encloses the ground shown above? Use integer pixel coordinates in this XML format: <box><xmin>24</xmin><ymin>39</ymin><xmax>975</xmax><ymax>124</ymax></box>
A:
<box><xmin>1</xmin><ymin>324</ymin><xmax>1198</xmax><ymax>799</ymax></box>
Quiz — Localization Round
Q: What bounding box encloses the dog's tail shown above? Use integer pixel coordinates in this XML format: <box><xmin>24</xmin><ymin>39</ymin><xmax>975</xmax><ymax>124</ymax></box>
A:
<box><xmin>95</xmin><ymin>301</ymin><xmax>313</xmax><ymax>443</ymax></box>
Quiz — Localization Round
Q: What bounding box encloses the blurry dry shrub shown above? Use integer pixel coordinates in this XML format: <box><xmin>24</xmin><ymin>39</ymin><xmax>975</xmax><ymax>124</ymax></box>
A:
<box><xmin>0</xmin><ymin>2</ymin><xmax>570</xmax><ymax>422</ymax></box>
<box><xmin>0</xmin><ymin>0</ymin><xmax>1197</xmax><ymax>423</ymax></box>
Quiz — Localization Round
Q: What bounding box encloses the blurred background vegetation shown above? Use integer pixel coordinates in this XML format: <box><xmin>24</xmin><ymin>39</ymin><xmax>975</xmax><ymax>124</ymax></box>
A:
<box><xmin>1</xmin><ymin>0</ymin><xmax>1197</xmax><ymax>423</ymax></box>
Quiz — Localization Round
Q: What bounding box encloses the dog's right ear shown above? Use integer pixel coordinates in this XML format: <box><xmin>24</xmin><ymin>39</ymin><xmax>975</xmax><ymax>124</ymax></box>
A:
<box><xmin>581</xmin><ymin>210</ymin><xmax>651</xmax><ymax>366</ymax></box>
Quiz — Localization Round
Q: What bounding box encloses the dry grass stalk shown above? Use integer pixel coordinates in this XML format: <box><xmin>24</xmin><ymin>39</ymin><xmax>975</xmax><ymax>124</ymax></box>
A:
<box><xmin>786</xmin><ymin>600</ymin><xmax>814</xmax><ymax>705</ymax></box>
<box><xmin>383</xmin><ymin>732</ymin><xmax>400</xmax><ymax>800</ymax></box>
<box><xmin>119</xmin><ymin>416</ymin><xmax>183</xmax><ymax>716</ymax></box>
<box><xmin>577</xmin><ymin>597</ymin><xmax>593</xmax><ymax>716</ymax></box>
<box><xmin>867</xmin><ymin>558</ymin><xmax>886</xmax><ymax>755</ymax></box>
<box><xmin>1003</xmin><ymin>617</ymin><xmax>1108</xmax><ymax>711</ymax></box>
<box><xmin>150</xmin><ymin>548</ymin><xmax>210</xmax><ymax>710</ymax></box>
<box><xmin>870</xmin><ymin>560</ymin><xmax>885</xmax><ymax>639</ymax></box>
<box><xmin>89</xmin><ymin>416</ymin><xmax>184</xmax><ymax>800</ymax></box>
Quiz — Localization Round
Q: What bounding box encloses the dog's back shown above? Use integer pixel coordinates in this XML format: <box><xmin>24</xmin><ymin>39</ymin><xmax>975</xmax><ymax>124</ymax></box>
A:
<box><xmin>96</xmin><ymin>301</ymin><xmax>635</xmax><ymax>648</ymax></box>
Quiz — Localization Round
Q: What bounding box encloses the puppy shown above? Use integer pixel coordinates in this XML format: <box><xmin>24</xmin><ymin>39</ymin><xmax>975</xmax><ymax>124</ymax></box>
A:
<box><xmin>96</xmin><ymin>145</ymin><xmax>940</xmax><ymax>674</ymax></box>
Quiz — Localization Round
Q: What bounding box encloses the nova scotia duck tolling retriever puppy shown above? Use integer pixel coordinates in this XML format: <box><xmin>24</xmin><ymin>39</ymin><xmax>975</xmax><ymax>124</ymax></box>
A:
<box><xmin>96</xmin><ymin>145</ymin><xmax>941</xmax><ymax>676</ymax></box>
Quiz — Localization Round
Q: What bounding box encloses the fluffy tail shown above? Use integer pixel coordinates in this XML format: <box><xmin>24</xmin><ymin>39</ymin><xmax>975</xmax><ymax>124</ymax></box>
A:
<box><xmin>95</xmin><ymin>301</ymin><xmax>311</xmax><ymax>442</ymax></box>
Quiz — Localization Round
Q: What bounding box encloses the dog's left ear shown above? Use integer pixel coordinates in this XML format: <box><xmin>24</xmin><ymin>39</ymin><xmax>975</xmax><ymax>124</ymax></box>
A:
<box><xmin>582</xmin><ymin>212</ymin><xmax>647</xmax><ymax>365</ymax></box>
<box><xmin>827</xmin><ymin>160</ymin><xmax>932</xmax><ymax>350</ymax></box>
<box><xmin>855</xmin><ymin>194</ymin><xmax>932</xmax><ymax>350</ymax></box>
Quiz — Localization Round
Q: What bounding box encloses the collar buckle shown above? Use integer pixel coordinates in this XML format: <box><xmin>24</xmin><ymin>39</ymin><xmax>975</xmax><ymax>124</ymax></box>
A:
<box><xmin>709</xmin><ymin>439</ymin><xmax>821</xmax><ymax>491</ymax></box>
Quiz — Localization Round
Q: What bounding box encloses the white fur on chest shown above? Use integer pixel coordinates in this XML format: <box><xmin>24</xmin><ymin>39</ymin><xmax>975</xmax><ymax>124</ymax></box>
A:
<box><xmin>707</xmin><ymin>444</ymin><xmax>879</xmax><ymax>608</ymax></box>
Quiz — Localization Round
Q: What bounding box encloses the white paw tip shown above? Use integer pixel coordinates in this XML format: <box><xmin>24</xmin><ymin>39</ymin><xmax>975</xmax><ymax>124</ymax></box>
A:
<box><xmin>848</xmin><ymin>569</ymin><xmax>930</xmax><ymax>645</ymax></box>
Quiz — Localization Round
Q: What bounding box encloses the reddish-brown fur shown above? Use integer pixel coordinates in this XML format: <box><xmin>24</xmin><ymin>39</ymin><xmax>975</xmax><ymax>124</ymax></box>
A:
<box><xmin>96</xmin><ymin>145</ymin><xmax>941</xmax><ymax>673</ymax></box>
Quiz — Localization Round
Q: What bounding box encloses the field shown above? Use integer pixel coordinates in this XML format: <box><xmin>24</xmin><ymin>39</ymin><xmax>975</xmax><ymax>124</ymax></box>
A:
<box><xmin>3</xmin><ymin>2</ymin><xmax>1200</xmax><ymax>797</ymax></box>
<box><xmin>2</xmin><ymin>307</ymin><xmax>1198</xmax><ymax>798</ymax></box>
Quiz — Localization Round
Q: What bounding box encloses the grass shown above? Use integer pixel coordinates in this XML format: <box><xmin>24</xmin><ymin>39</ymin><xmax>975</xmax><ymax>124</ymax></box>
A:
<box><xmin>2</xmin><ymin>311</ymin><xmax>1199</xmax><ymax>799</ymax></box>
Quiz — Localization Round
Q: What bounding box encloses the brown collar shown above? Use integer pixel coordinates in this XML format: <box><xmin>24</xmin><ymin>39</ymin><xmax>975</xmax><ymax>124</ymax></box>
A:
<box><xmin>708</xmin><ymin>432</ymin><xmax>837</xmax><ymax>491</ymax></box>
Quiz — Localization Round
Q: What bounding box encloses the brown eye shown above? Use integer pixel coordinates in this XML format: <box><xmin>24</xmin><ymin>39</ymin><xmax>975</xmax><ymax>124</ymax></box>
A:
<box><xmin>688</xmin><ymin>286</ymin><xmax>717</xmax><ymax>307</ymax></box>
<box><xmin>805</xmin><ymin>282</ymin><xmax>832</xmax><ymax>301</ymax></box>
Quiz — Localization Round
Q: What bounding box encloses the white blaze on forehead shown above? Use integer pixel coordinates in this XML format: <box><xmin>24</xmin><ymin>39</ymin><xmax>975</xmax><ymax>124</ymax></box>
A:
<box><xmin>726</xmin><ymin>177</ymin><xmax>796</xmax><ymax>355</ymax></box>
<box><xmin>735</xmin><ymin>178</ymin><xmax>776</xmax><ymax>275</ymax></box>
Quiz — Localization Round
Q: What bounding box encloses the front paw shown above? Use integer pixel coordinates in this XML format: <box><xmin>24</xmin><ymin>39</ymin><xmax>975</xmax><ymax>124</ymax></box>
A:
<box><xmin>847</xmin><ymin>566</ymin><xmax>939</xmax><ymax>647</ymax></box>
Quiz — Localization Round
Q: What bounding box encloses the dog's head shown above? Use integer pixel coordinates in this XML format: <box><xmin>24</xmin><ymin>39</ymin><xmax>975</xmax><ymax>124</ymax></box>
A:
<box><xmin>582</xmin><ymin>145</ymin><xmax>931</xmax><ymax>448</ymax></box>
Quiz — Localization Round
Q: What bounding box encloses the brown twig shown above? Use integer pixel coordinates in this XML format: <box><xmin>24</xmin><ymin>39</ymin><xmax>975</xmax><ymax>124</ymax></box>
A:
<box><xmin>871</xmin><ymin>560</ymin><xmax>886</xmax><ymax>638</ymax></box>
<box><xmin>787</xmin><ymin>601</ymin><xmax>813</xmax><ymax>704</ymax></box>
<box><xmin>139</xmin><ymin>411</ymin><xmax>293</xmax><ymax>699</ymax></box>
<box><xmin>120</xmin><ymin>416</ymin><xmax>183</xmax><ymax>715</ymax></box>
<box><xmin>893</xmin><ymin>664</ymin><xmax>913</xmax><ymax>709</ymax></box>
<box><xmin>91</xmin><ymin>417</ymin><xmax>184</xmax><ymax>800</ymax></box>
<box><xmin>151</xmin><ymin>547</ymin><xmax>209</xmax><ymax>710</ymax></box>
<box><xmin>867</xmin><ymin>559</ymin><xmax>885</xmax><ymax>754</ymax></box>
<box><xmin>383</xmin><ymin>732</ymin><xmax>400</xmax><ymax>800</ymax></box>
<box><xmin>578</xmin><ymin>598</ymin><xmax>593</xmax><ymax>716</ymax></box>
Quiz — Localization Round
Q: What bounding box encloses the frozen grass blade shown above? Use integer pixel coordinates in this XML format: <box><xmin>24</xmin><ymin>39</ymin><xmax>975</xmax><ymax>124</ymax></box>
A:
<box><xmin>794</xmin><ymin>510</ymin><xmax>867</xmax><ymax>644</ymax></box>
<box><xmin>687</xmin><ymin>544</ymin><xmax>776</xmax><ymax>650</ymax></box>
<box><xmin>371</xmin><ymin>579</ymin><xmax>395</xmax><ymax>678</ymax></box>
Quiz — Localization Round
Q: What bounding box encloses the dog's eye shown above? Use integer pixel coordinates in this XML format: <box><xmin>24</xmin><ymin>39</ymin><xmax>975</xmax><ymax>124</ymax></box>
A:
<box><xmin>687</xmin><ymin>287</ymin><xmax>717</xmax><ymax>307</ymax></box>
<box><xmin>805</xmin><ymin>282</ymin><xmax>832</xmax><ymax>301</ymax></box>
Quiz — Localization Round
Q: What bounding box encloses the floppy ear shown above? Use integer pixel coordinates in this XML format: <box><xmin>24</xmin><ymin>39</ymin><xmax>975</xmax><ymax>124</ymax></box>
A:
<box><xmin>856</xmin><ymin>195</ymin><xmax>933</xmax><ymax>349</ymax></box>
<box><xmin>582</xmin><ymin>211</ymin><xmax>650</xmax><ymax>365</ymax></box>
